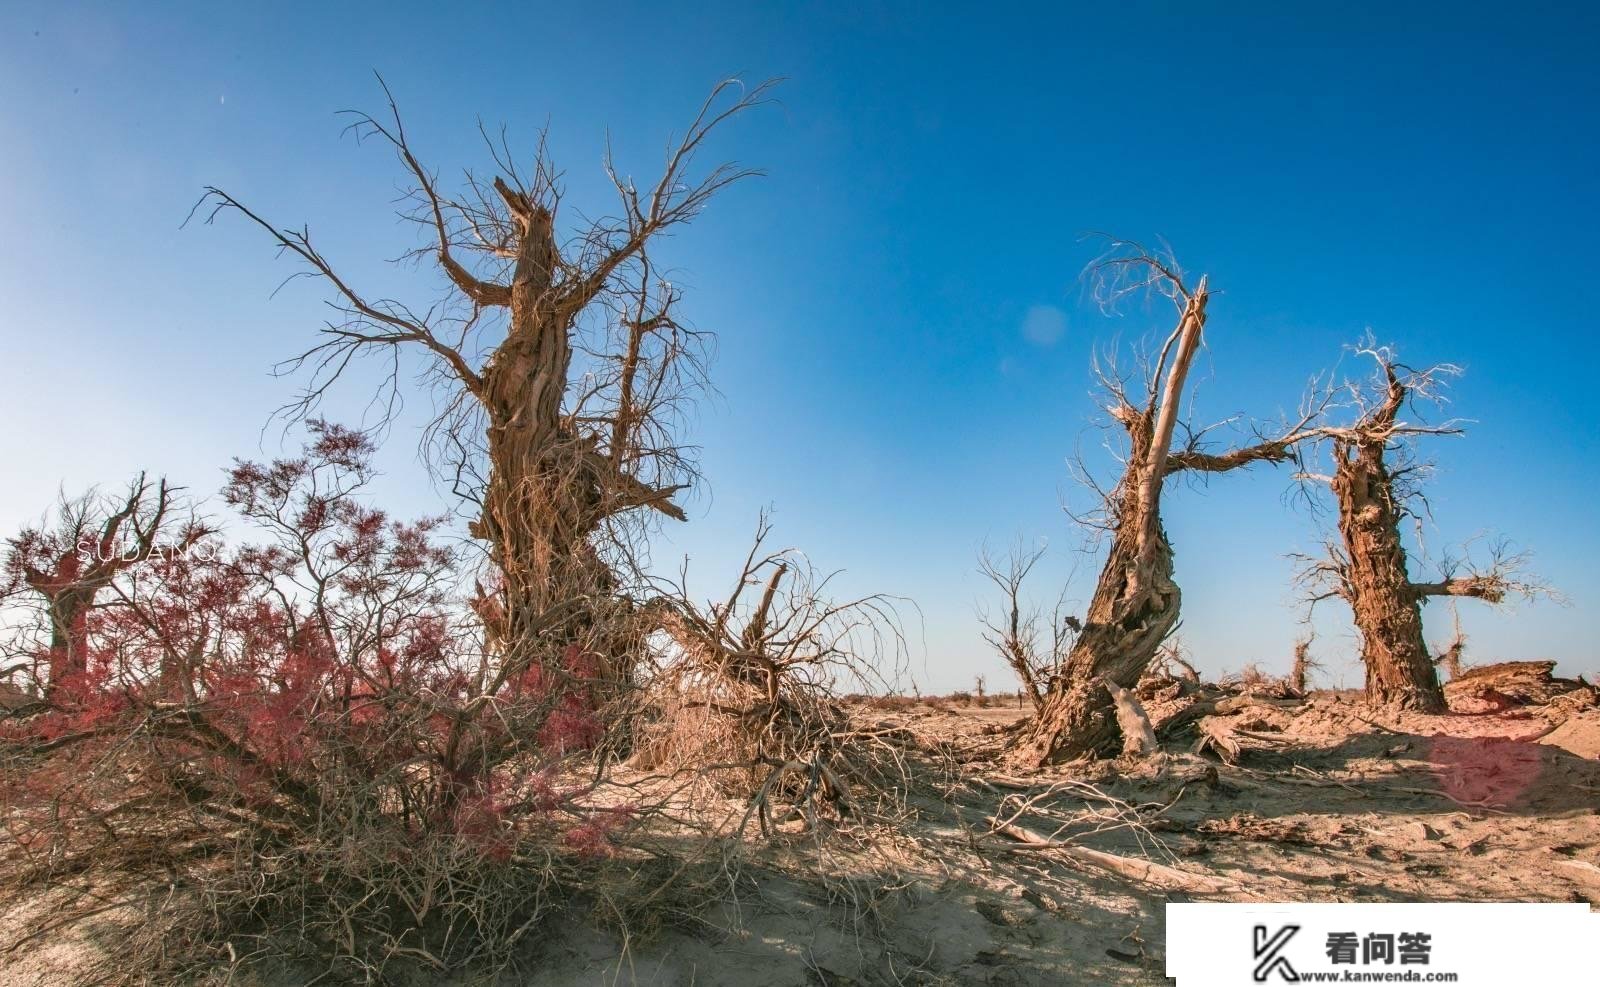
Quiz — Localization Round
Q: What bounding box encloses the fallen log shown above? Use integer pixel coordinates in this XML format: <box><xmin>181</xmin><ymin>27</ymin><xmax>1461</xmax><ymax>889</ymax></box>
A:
<box><xmin>1445</xmin><ymin>661</ymin><xmax>1595</xmax><ymax>711</ymax></box>
<box><xmin>1156</xmin><ymin>693</ymin><xmax>1303</xmax><ymax>738</ymax></box>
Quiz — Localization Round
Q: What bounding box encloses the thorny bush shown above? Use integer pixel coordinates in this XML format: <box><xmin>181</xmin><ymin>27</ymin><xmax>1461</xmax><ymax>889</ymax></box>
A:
<box><xmin>0</xmin><ymin>423</ymin><xmax>640</xmax><ymax>979</ymax></box>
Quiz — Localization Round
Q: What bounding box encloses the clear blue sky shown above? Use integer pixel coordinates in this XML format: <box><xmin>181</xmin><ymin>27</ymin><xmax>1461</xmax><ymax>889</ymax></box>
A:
<box><xmin>2</xmin><ymin>2</ymin><xmax>1595</xmax><ymax>690</ymax></box>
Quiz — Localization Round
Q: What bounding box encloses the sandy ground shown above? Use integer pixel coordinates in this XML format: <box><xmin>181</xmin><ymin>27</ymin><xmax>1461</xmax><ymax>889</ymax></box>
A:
<box><xmin>5</xmin><ymin>691</ymin><xmax>1598</xmax><ymax>985</ymax></box>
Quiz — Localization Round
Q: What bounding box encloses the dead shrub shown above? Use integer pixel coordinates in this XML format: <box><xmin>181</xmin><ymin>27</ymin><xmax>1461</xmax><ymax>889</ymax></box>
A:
<box><xmin>1218</xmin><ymin>661</ymin><xmax>1299</xmax><ymax>699</ymax></box>
<box><xmin>629</xmin><ymin>515</ymin><xmax>908</xmax><ymax>836</ymax></box>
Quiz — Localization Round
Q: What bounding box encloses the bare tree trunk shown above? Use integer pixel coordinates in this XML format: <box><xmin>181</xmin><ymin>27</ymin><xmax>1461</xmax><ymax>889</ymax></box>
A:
<box><xmin>1289</xmin><ymin>636</ymin><xmax>1316</xmax><ymax>695</ymax></box>
<box><xmin>470</xmin><ymin>198</ymin><xmax>608</xmax><ymax>649</ymax></box>
<box><xmin>1007</xmin><ymin>516</ymin><xmax>1183</xmax><ymax>763</ymax></box>
<box><xmin>1331</xmin><ymin>439</ymin><xmax>1446</xmax><ymax>712</ymax></box>
<box><xmin>42</xmin><ymin>588</ymin><xmax>94</xmax><ymax>690</ymax></box>
<box><xmin>1003</xmin><ymin>246</ymin><xmax>1325</xmax><ymax>767</ymax></box>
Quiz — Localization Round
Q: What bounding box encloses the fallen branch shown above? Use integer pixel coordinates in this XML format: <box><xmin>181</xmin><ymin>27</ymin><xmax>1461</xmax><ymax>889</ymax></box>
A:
<box><xmin>985</xmin><ymin>816</ymin><xmax>1239</xmax><ymax>894</ymax></box>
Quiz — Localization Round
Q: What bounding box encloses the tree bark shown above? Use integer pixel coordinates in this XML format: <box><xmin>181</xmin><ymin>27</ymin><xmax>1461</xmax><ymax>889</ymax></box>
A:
<box><xmin>1326</xmin><ymin>363</ymin><xmax>1448</xmax><ymax>713</ymax></box>
<box><xmin>1330</xmin><ymin>438</ymin><xmax>1446</xmax><ymax>712</ymax></box>
<box><xmin>1007</xmin><ymin>515</ymin><xmax>1183</xmax><ymax>763</ymax></box>
<box><xmin>471</xmin><ymin>198</ymin><xmax>592</xmax><ymax>645</ymax></box>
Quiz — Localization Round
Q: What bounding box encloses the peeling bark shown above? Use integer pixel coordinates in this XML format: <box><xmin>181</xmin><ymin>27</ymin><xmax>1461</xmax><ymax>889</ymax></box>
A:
<box><xmin>1332</xmin><ymin>444</ymin><xmax>1445</xmax><ymax>711</ymax></box>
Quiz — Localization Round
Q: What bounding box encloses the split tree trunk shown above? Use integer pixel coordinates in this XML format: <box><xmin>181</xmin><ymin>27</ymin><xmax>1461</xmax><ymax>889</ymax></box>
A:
<box><xmin>1006</xmin><ymin>514</ymin><xmax>1182</xmax><ymax>763</ymax></box>
<box><xmin>1006</xmin><ymin>281</ymin><xmax>1208</xmax><ymax>765</ymax></box>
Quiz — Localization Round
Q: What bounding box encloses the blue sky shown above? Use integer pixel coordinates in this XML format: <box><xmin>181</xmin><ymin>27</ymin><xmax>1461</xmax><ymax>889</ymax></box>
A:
<box><xmin>2</xmin><ymin>2</ymin><xmax>1596</xmax><ymax>690</ymax></box>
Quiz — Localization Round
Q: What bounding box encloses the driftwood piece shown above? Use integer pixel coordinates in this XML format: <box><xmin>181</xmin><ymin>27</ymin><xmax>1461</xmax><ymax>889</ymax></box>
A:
<box><xmin>1193</xmin><ymin>717</ymin><xmax>1243</xmax><ymax>762</ymax></box>
<box><xmin>1191</xmin><ymin>715</ymin><xmax>1292</xmax><ymax>764</ymax></box>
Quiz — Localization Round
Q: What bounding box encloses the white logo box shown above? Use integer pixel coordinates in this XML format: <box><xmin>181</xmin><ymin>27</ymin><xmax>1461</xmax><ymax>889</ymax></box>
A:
<box><xmin>1168</xmin><ymin>901</ymin><xmax>1598</xmax><ymax>985</ymax></box>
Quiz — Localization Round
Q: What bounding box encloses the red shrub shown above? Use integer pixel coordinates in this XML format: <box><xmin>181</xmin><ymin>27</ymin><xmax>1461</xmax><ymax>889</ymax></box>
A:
<box><xmin>0</xmin><ymin>423</ymin><xmax>635</xmax><ymax>972</ymax></box>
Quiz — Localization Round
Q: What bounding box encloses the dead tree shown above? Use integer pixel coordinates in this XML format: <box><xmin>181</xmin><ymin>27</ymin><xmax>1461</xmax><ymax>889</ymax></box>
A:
<box><xmin>1295</xmin><ymin>342</ymin><xmax>1545</xmax><ymax>711</ymax></box>
<box><xmin>634</xmin><ymin>514</ymin><xmax>906</xmax><ymax>823</ymax></box>
<box><xmin>1006</xmin><ymin>242</ymin><xmax>1324</xmax><ymax>766</ymax></box>
<box><xmin>2</xmin><ymin>476</ymin><xmax>188</xmax><ymax>697</ymax></box>
<box><xmin>1288</xmin><ymin>634</ymin><xmax>1319</xmax><ymax>695</ymax></box>
<box><xmin>197</xmin><ymin>79</ymin><xmax>772</xmax><ymax>679</ymax></box>
<box><xmin>977</xmin><ymin>541</ymin><xmax>1073</xmax><ymax>712</ymax></box>
<box><xmin>1433</xmin><ymin>607</ymin><xmax>1466</xmax><ymax>680</ymax></box>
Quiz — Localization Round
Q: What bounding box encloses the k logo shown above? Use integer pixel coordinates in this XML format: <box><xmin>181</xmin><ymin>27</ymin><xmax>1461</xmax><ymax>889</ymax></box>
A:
<box><xmin>1253</xmin><ymin>924</ymin><xmax>1300</xmax><ymax>982</ymax></box>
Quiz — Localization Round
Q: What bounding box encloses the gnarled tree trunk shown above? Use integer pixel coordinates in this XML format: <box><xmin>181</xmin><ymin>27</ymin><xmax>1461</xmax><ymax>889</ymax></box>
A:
<box><xmin>206</xmin><ymin>82</ymin><xmax>768</xmax><ymax>679</ymax></box>
<box><xmin>1007</xmin><ymin>465</ymin><xmax>1185</xmax><ymax>764</ymax></box>
<box><xmin>1323</xmin><ymin>360</ymin><xmax>1521</xmax><ymax>712</ymax></box>
<box><xmin>469</xmin><ymin>194</ymin><xmax>624</xmax><ymax>652</ymax></box>
<box><xmin>1313</xmin><ymin>351</ymin><xmax>1531</xmax><ymax>713</ymax></box>
<box><xmin>1330</xmin><ymin>430</ymin><xmax>1446</xmax><ymax>712</ymax></box>
<box><xmin>1005</xmin><ymin>248</ymin><xmax>1324</xmax><ymax>767</ymax></box>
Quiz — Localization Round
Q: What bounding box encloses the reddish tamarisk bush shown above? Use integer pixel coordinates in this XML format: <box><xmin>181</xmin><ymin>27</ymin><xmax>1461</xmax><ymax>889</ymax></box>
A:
<box><xmin>0</xmin><ymin>423</ymin><xmax>639</xmax><ymax>978</ymax></box>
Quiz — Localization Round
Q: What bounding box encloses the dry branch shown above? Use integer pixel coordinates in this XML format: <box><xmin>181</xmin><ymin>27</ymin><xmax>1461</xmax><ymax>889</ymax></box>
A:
<box><xmin>977</xmin><ymin>542</ymin><xmax>1070</xmax><ymax>712</ymax></box>
<box><xmin>630</xmin><ymin>515</ymin><xmax>907</xmax><ymax>833</ymax></box>
<box><xmin>986</xmin><ymin>816</ymin><xmax>1239</xmax><ymax>894</ymax></box>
